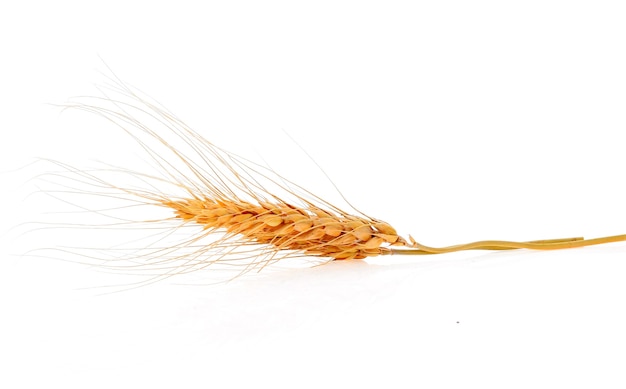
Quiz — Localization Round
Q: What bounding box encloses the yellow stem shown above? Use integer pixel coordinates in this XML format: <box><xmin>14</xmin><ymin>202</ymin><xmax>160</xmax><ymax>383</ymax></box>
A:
<box><xmin>390</xmin><ymin>234</ymin><xmax>626</xmax><ymax>255</ymax></box>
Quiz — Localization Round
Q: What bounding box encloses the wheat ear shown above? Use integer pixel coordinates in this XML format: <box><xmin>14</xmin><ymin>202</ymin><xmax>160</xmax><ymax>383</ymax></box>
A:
<box><xmin>47</xmin><ymin>77</ymin><xmax>626</xmax><ymax>281</ymax></box>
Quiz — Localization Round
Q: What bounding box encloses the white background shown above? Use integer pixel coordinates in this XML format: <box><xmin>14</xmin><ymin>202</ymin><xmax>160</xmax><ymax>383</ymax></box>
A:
<box><xmin>1</xmin><ymin>1</ymin><xmax>626</xmax><ymax>388</ymax></box>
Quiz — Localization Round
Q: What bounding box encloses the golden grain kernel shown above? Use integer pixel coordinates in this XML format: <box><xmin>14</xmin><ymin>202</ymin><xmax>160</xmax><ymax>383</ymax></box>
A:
<box><xmin>294</xmin><ymin>220</ymin><xmax>313</xmax><ymax>232</ymax></box>
<box><xmin>259</xmin><ymin>201</ymin><xmax>275</xmax><ymax>211</ymax></box>
<box><xmin>286</xmin><ymin>214</ymin><xmax>308</xmax><ymax>223</ymax></box>
<box><xmin>374</xmin><ymin>222</ymin><xmax>397</xmax><ymax>235</ymax></box>
<box><xmin>377</xmin><ymin>233</ymin><xmax>399</xmax><ymax>243</ymax></box>
<box><xmin>332</xmin><ymin>233</ymin><xmax>357</xmax><ymax>246</ymax></box>
<box><xmin>259</xmin><ymin>214</ymin><xmax>283</xmax><ymax>227</ymax></box>
<box><xmin>333</xmin><ymin>250</ymin><xmax>358</xmax><ymax>260</ymax></box>
<box><xmin>324</xmin><ymin>224</ymin><xmax>343</xmax><ymax>237</ymax></box>
<box><xmin>274</xmin><ymin>223</ymin><xmax>295</xmax><ymax>236</ymax></box>
<box><xmin>353</xmin><ymin>225</ymin><xmax>373</xmax><ymax>241</ymax></box>
<box><xmin>346</xmin><ymin>220</ymin><xmax>365</xmax><ymax>229</ymax></box>
<box><xmin>217</xmin><ymin>214</ymin><xmax>233</xmax><ymax>225</ymax></box>
<box><xmin>363</xmin><ymin>236</ymin><xmax>385</xmax><ymax>250</ymax></box>
<box><xmin>247</xmin><ymin>206</ymin><xmax>266</xmax><ymax>215</ymax></box>
<box><xmin>300</xmin><ymin>227</ymin><xmax>325</xmax><ymax>240</ymax></box>
<box><xmin>313</xmin><ymin>217</ymin><xmax>332</xmax><ymax>226</ymax></box>
<box><xmin>281</xmin><ymin>208</ymin><xmax>301</xmax><ymax>216</ymax></box>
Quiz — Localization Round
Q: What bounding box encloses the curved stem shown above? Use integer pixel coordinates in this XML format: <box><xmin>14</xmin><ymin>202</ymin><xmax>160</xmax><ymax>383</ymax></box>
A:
<box><xmin>390</xmin><ymin>234</ymin><xmax>626</xmax><ymax>255</ymax></box>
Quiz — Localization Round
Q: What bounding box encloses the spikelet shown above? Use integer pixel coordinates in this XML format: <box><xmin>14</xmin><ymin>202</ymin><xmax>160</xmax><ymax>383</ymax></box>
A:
<box><xmin>41</xmin><ymin>75</ymin><xmax>626</xmax><ymax>284</ymax></box>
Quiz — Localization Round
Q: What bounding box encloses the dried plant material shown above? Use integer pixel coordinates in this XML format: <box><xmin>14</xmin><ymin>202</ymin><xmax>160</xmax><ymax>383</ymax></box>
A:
<box><xmin>39</xmin><ymin>76</ymin><xmax>626</xmax><ymax>284</ymax></box>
